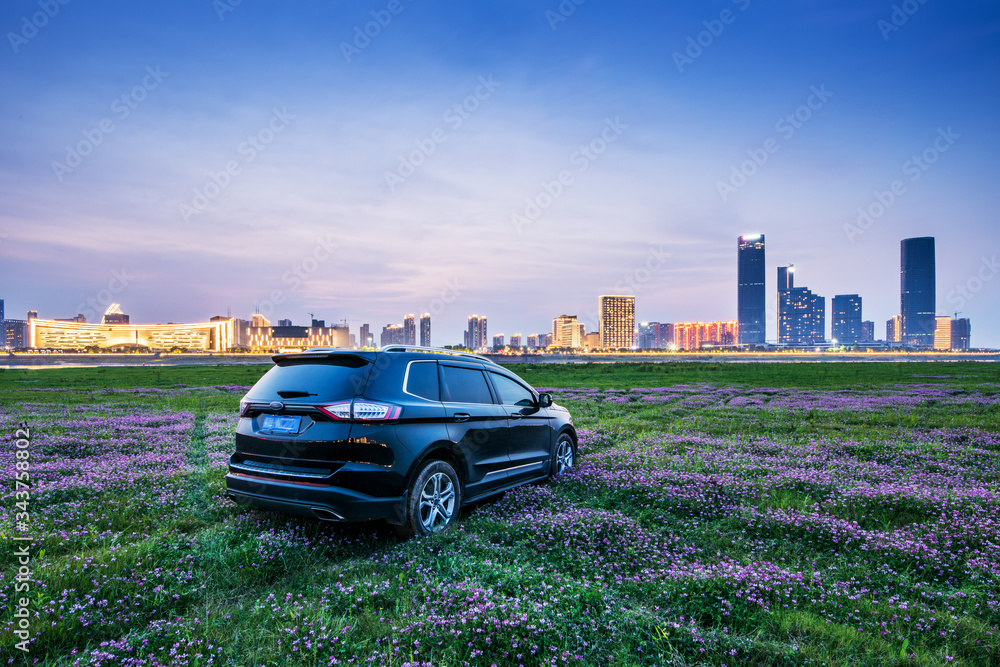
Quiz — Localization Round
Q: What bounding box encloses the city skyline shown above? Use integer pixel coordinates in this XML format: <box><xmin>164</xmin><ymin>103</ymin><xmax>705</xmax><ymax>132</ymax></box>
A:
<box><xmin>0</xmin><ymin>232</ymin><xmax>986</xmax><ymax>349</ymax></box>
<box><xmin>1</xmin><ymin>2</ymin><xmax>998</xmax><ymax>346</ymax></box>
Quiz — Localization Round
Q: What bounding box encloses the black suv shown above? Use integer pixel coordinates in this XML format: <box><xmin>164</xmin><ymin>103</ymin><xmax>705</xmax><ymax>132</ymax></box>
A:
<box><xmin>225</xmin><ymin>346</ymin><xmax>576</xmax><ymax>535</ymax></box>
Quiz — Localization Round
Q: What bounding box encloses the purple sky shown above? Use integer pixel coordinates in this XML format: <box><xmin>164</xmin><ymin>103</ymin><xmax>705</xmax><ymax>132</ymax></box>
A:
<box><xmin>2</xmin><ymin>1</ymin><xmax>999</xmax><ymax>346</ymax></box>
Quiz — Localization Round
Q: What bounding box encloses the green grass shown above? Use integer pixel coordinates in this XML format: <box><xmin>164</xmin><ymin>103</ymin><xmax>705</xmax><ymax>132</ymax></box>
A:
<box><xmin>1</xmin><ymin>361</ymin><xmax>998</xmax><ymax>665</ymax></box>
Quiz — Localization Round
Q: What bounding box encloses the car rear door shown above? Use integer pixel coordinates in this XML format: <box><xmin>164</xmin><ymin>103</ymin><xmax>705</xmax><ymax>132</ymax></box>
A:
<box><xmin>438</xmin><ymin>362</ymin><xmax>510</xmax><ymax>499</ymax></box>
<box><xmin>487</xmin><ymin>370</ymin><xmax>553</xmax><ymax>482</ymax></box>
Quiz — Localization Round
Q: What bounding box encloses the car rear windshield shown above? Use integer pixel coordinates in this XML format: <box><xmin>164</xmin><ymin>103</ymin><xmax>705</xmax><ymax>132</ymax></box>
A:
<box><xmin>249</xmin><ymin>358</ymin><xmax>372</xmax><ymax>402</ymax></box>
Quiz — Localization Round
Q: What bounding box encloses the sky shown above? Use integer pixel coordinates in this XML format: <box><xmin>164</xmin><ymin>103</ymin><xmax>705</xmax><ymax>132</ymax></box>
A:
<box><xmin>1</xmin><ymin>0</ymin><xmax>999</xmax><ymax>347</ymax></box>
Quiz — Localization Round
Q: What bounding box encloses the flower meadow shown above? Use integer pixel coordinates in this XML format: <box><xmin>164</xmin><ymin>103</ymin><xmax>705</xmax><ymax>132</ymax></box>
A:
<box><xmin>1</xmin><ymin>362</ymin><xmax>998</xmax><ymax>666</ymax></box>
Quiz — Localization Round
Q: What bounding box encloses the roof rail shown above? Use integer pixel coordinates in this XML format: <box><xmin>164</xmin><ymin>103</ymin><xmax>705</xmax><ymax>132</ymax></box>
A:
<box><xmin>379</xmin><ymin>345</ymin><xmax>497</xmax><ymax>364</ymax></box>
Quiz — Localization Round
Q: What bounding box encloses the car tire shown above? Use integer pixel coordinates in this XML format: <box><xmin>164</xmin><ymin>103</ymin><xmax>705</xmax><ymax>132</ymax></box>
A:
<box><xmin>550</xmin><ymin>433</ymin><xmax>575</xmax><ymax>478</ymax></box>
<box><xmin>398</xmin><ymin>459</ymin><xmax>462</xmax><ymax>538</ymax></box>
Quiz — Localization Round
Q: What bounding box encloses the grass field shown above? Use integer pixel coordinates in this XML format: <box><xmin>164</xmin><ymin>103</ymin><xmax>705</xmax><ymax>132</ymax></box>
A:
<box><xmin>1</xmin><ymin>361</ymin><xmax>999</xmax><ymax>666</ymax></box>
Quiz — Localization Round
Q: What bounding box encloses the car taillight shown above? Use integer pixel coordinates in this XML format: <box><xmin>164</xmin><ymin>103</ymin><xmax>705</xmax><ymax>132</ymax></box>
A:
<box><xmin>239</xmin><ymin>399</ymin><xmax>250</xmax><ymax>417</ymax></box>
<box><xmin>318</xmin><ymin>401</ymin><xmax>353</xmax><ymax>421</ymax></box>
<box><xmin>352</xmin><ymin>401</ymin><xmax>401</xmax><ymax>422</ymax></box>
<box><xmin>318</xmin><ymin>400</ymin><xmax>401</xmax><ymax>422</ymax></box>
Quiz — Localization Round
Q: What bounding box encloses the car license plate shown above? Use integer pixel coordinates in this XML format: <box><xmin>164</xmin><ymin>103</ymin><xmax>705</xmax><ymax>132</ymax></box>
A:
<box><xmin>261</xmin><ymin>414</ymin><xmax>301</xmax><ymax>434</ymax></box>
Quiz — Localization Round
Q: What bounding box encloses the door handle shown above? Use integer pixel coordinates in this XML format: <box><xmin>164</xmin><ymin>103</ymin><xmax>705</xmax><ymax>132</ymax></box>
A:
<box><xmin>509</xmin><ymin>412</ymin><xmax>522</xmax><ymax>420</ymax></box>
<box><xmin>453</xmin><ymin>413</ymin><xmax>470</xmax><ymax>422</ymax></box>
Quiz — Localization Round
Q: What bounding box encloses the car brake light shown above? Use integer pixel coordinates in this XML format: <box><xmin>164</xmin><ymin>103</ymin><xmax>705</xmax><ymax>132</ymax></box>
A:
<box><xmin>318</xmin><ymin>400</ymin><xmax>401</xmax><ymax>422</ymax></box>
<box><xmin>318</xmin><ymin>401</ymin><xmax>353</xmax><ymax>421</ymax></box>
<box><xmin>352</xmin><ymin>401</ymin><xmax>401</xmax><ymax>421</ymax></box>
<box><xmin>239</xmin><ymin>399</ymin><xmax>250</xmax><ymax>417</ymax></box>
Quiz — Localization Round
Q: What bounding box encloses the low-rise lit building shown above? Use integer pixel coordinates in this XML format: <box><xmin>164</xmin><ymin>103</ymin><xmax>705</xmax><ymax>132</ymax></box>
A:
<box><xmin>934</xmin><ymin>316</ymin><xmax>952</xmax><ymax>351</ymax></box>
<box><xmin>247</xmin><ymin>323</ymin><xmax>349</xmax><ymax>351</ymax></box>
<box><xmin>31</xmin><ymin>315</ymin><xmax>235</xmax><ymax>351</ymax></box>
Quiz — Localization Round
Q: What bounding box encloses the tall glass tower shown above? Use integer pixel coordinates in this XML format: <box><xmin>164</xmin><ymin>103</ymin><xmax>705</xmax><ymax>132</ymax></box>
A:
<box><xmin>900</xmin><ymin>237</ymin><xmax>936</xmax><ymax>347</ymax></box>
<box><xmin>737</xmin><ymin>234</ymin><xmax>766</xmax><ymax>345</ymax></box>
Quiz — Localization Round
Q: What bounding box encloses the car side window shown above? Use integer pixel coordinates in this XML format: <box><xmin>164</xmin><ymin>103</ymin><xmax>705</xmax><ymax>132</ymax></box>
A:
<box><xmin>404</xmin><ymin>361</ymin><xmax>440</xmax><ymax>401</ymax></box>
<box><xmin>440</xmin><ymin>366</ymin><xmax>494</xmax><ymax>404</ymax></box>
<box><xmin>489</xmin><ymin>373</ymin><xmax>536</xmax><ymax>406</ymax></box>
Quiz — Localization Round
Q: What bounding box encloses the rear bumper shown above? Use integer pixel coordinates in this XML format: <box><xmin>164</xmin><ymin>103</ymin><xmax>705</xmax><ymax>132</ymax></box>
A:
<box><xmin>225</xmin><ymin>473</ymin><xmax>407</xmax><ymax>524</ymax></box>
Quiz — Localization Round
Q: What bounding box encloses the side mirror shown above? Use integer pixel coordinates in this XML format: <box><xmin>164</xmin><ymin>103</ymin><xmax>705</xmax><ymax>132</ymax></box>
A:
<box><xmin>537</xmin><ymin>393</ymin><xmax>553</xmax><ymax>408</ymax></box>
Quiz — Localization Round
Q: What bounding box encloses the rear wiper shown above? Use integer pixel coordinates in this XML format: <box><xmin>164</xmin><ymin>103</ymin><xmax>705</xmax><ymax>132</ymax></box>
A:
<box><xmin>276</xmin><ymin>390</ymin><xmax>317</xmax><ymax>398</ymax></box>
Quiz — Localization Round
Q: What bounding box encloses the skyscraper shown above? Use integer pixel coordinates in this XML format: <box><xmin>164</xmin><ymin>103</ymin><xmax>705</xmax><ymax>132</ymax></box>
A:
<box><xmin>778</xmin><ymin>265</ymin><xmax>825</xmax><ymax>346</ymax></box>
<box><xmin>509</xmin><ymin>333</ymin><xmax>522</xmax><ymax>349</ymax></box>
<box><xmin>359</xmin><ymin>323</ymin><xmax>370</xmax><ymax>348</ymax></box>
<box><xmin>403</xmin><ymin>314</ymin><xmax>416</xmax><ymax>346</ymax></box>
<box><xmin>464</xmin><ymin>315</ymin><xmax>487</xmax><ymax>350</ymax></box>
<box><xmin>737</xmin><ymin>234</ymin><xmax>766</xmax><ymax>345</ymax></box>
<box><xmin>492</xmin><ymin>334</ymin><xmax>505</xmax><ymax>350</ymax></box>
<box><xmin>598</xmin><ymin>296</ymin><xmax>635</xmax><ymax>349</ymax></box>
<box><xmin>900</xmin><ymin>237</ymin><xmax>936</xmax><ymax>347</ymax></box>
<box><xmin>419</xmin><ymin>314</ymin><xmax>431</xmax><ymax>347</ymax></box>
<box><xmin>831</xmin><ymin>295</ymin><xmax>862</xmax><ymax>345</ymax></box>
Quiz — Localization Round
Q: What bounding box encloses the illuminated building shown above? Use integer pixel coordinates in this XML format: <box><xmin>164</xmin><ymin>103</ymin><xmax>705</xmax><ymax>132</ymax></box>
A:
<box><xmin>403</xmin><ymin>314</ymin><xmax>416</xmax><ymax>346</ymax></box>
<box><xmin>951</xmin><ymin>318</ymin><xmax>971</xmax><ymax>349</ymax></box>
<box><xmin>671</xmin><ymin>321</ymin><xmax>738</xmax><ymax>351</ymax></box>
<box><xmin>492</xmin><ymin>334</ymin><xmax>505</xmax><ymax>351</ymax></box>
<box><xmin>637</xmin><ymin>322</ymin><xmax>657</xmax><ymax>349</ymax></box>
<box><xmin>737</xmin><ymin>234</ymin><xmax>766</xmax><ymax>344</ymax></box>
<box><xmin>661</xmin><ymin>323</ymin><xmax>675</xmax><ymax>348</ymax></box>
<box><xmin>464</xmin><ymin>315</ymin><xmax>487</xmax><ymax>351</ymax></box>
<box><xmin>861</xmin><ymin>321</ymin><xmax>875</xmax><ymax>344</ymax></box>
<box><xmin>252</xmin><ymin>313</ymin><xmax>270</xmax><ymax>328</ymax></box>
<box><xmin>541</xmin><ymin>333</ymin><xmax>553</xmax><ymax>348</ymax></box>
<box><xmin>102</xmin><ymin>304</ymin><xmax>128</xmax><ymax>325</ymax></box>
<box><xmin>4</xmin><ymin>319</ymin><xmax>27</xmax><ymax>349</ymax></box>
<box><xmin>886</xmin><ymin>315</ymin><xmax>902</xmax><ymax>343</ymax></box>
<box><xmin>31</xmin><ymin>316</ymin><xmax>235</xmax><ymax>351</ymax></box>
<box><xmin>419</xmin><ymin>314</ymin><xmax>431</xmax><ymax>347</ymax></box>
<box><xmin>359</xmin><ymin>323</ymin><xmax>371</xmax><ymax>348</ymax></box>
<box><xmin>552</xmin><ymin>315</ymin><xmax>582</xmax><ymax>348</ymax></box>
<box><xmin>380</xmin><ymin>324</ymin><xmax>405</xmax><ymax>347</ymax></box>
<box><xmin>583</xmin><ymin>332</ymin><xmax>600</xmax><ymax>350</ymax></box>
<box><xmin>248</xmin><ymin>322</ymin><xmax>348</xmax><ymax>351</ymax></box>
<box><xmin>933</xmin><ymin>316</ymin><xmax>952</xmax><ymax>351</ymax></box>
<box><xmin>778</xmin><ymin>266</ymin><xmax>825</xmax><ymax>346</ymax></box>
<box><xmin>527</xmin><ymin>334</ymin><xmax>540</xmax><ymax>350</ymax></box>
<box><xmin>831</xmin><ymin>295</ymin><xmax>862</xmax><ymax>345</ymax></box>
<box><xmin>599</xmin><ymin>296</ymin><xmax>635</xmax><ymax>350</ymax></box>
<box><xmin>901</xmin><ymin>237</ymin><xmax>936</xmax><ymax>347</ymax></box>
<box><xmin>509</xmin><ymin>333</ymin><xmax>522</xmax><ymax>349</ymax></box>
